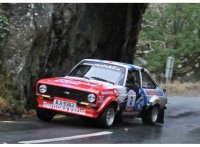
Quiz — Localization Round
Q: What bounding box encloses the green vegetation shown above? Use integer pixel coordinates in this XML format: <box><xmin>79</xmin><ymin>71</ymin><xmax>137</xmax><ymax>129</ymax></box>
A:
<box><xmin>0</xmin><ymin>15</ymin><xmax>9</xmax><ymax>46</ymax></box>
<box><xmin>0</xmin><ymin>73</ymin><xmax>26</xmax><ymax>120</ymax></box>
<box><xmin>137</xmin><ymin>4</ymin><xmax>200</xmax><ymax>81</ymax></box>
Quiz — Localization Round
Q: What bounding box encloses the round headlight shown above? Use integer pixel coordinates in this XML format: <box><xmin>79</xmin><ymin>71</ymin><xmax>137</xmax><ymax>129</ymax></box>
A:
<box><xmin>87</xmin><ymin>94</ymin><xmax>96</xmax><ymax>103</ymax></box>
<box><xmin>39</xmin><ymin>84</ymin><xmax>47</xmax><ymax>93</ymax></box>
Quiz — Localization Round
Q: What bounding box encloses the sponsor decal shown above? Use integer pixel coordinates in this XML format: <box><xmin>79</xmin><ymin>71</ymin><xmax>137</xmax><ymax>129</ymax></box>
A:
<box><xmin>145</xmin><ymin>89</ymin><xmax>164</xmax><ymax>97</ymax></box>
<box><xmin>145</xmin><ymin>90</ymin><xmax>157</xmax><ymax>95</ymax></box>
<box><xmin>83</xmin><ymin>62</ymin><xmax>121</xmax><ymax>71</ymax></box>
<box><xmin>43</xmin><ymin>100</ymin><xmax>86</xmax><ymax>115</ymax></box>
<box><xmin>157</xmin><ymin>91</ymin><xmax>164</xmax><ymax>96</ymax></box>
<box><xmin>55</xmin><ymin>78</ymin><xmax>99</xmax><ymax>87</ymax></box>
<box><xmin>55</xmin><ymin>79</ymin><xmax>80</xmax><ymax>85</ymax></box>
<box><xmin>140</xmin><ymin>88</ymin><xmax>149</xmax><ymax>106</ymax></box>
<box><xmin>101</xmin><ymin>90</ymin><xmax>114</xmax><ymax>95</ymax></box>
<box><xmin>134</xmin><ymin>97</ymin><xmax>144</xmax><ymax>111</ymax></box>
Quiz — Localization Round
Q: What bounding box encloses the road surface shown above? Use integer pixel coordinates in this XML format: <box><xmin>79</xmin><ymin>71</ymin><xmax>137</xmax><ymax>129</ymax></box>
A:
<box><xmin>0</xmin><ymin>96</ymin><xmax>200</xmax><ymax>144</ymax></box>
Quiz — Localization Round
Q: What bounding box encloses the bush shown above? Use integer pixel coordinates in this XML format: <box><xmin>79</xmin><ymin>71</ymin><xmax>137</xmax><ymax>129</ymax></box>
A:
<box><xmin>0</xmin><ymin>96</ymin><xmax>8</xmax><ymax>116</ymax></box>
<box><xmin>0</xmin><ymin>73</ymin><xmax>26</xmax><ymax>120</ymax></box>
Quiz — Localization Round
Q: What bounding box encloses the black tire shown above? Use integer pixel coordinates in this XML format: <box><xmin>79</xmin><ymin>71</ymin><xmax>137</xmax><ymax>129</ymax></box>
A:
<box><xmin>142</xmin><ymin>106</ymin><xmax>159</xmax><ymax>125</ymax></box>
<box><xmin>36</xmin><ymin>108</ymin><xmax>55</xmax><ymax>122</ymax></box>
<box><xmin>98</xmin><ymin>105</ymin><xmax>116</xmax><ymax>128</ymax></box>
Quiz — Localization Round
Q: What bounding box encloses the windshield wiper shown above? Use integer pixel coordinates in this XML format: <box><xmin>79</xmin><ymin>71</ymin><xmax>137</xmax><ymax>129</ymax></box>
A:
<box><xmin>70</xmin><ymin>73</ymin><xmax>90</xmax><ymax>80</ymax></box>
<box><xmin>90</xmin><ymin>76</ymin><xmax>115</xmax><ymax>85</ymax></box>
<box><xmin>83</xmin><ymin>75</ymin><xmax>90</xmax><ymax>80</ymax></box>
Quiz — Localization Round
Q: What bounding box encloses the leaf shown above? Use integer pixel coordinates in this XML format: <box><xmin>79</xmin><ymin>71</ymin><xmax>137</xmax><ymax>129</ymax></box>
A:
<box><xmin>138</xmin><ymin>4</ymin><xmax>200</xmax><ymax>78</ymax></box>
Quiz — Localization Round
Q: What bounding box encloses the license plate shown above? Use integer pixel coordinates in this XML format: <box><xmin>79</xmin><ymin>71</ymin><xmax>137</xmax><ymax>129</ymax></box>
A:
<box><xmin>54</xmin><ymin>99</ymin><xmax>76</xmax><ymax>109</ymax></box>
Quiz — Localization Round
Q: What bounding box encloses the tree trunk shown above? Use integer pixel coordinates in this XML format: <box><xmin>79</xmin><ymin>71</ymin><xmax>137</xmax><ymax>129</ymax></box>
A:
<box><xmin>0</xmin><ymin>3</ymin><xmax>148</xmax><ymax>108</ymax></box>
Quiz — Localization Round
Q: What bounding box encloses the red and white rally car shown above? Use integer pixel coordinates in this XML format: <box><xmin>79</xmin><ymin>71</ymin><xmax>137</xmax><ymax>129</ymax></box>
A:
<box><xmin>36</xmin><ymin>59</ymin><xmax>167</xmax><ymax>128</ymax></box>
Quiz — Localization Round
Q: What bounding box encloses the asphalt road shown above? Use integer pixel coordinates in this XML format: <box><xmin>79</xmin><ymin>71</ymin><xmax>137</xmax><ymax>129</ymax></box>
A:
<box><xmin>0</xmin><ymin>96</ymin><xmax>200</xmax><ymax>144</ymax></box>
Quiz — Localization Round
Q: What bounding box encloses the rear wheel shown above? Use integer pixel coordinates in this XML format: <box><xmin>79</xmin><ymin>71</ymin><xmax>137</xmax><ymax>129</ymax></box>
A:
<box><xmin>36</xmin><ymin>108</ymin><xmax>55</xmax><ymax>122</ymax></box>
<box><xmin>142</xmin><ymin>106</ymin><xmax>159</xmax><ymax>125</ymax></box>
<box><xmin>98</xmin><ymin>105</ymin><xmax>116</xmax><ymax>128</ymax></box>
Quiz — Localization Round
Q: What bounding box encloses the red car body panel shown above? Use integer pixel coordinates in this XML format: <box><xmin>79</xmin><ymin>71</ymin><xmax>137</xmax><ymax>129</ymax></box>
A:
<box><xmin>37</xmin><ymin>77</ymin><xmax>109</xmax><ymax>93</ymax></box>
<box><xmin>36</xmin><ymin>77</ymin><xmax>118</xmax><ymax>118</ymax></box>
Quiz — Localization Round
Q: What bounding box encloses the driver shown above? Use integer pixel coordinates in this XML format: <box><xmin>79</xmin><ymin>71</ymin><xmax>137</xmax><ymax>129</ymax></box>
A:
<box><xmin>126</xmin><ymin>71</ymin><xmax>140</xmax><ymax>100</ymax></box>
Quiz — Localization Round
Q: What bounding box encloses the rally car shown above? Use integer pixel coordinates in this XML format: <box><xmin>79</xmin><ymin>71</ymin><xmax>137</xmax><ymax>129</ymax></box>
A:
<box><xmin>36</xmin><ymin>59</ymin><xmax>167</xmax><ymax>128</ymax></box>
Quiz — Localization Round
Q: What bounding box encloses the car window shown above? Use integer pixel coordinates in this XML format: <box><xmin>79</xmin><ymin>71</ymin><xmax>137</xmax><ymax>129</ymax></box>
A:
<box><xmin>141</xmin><ymin>71</ymin><xmax>156</xmax><ymax>89</ymax></box>
<box><xmin>126</xmin><ymin>70</ymin><xmax>140</xmax><ymax>87</ymax></box>
<box><xmin>69</xmin><ymin>61</ymin><xmax>126</xmax><ymax>86</ymax></box>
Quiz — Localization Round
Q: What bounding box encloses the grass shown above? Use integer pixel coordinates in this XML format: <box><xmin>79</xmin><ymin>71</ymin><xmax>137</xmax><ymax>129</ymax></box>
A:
<box><xmin>0</xmin><ymin>96</ymin><xmax>8</xmax><ymax>116</ymax></box>
<box><xmin>160</xmin><ymin>81</ymin><xmax>200</xmax><ymax>96</ymax></box>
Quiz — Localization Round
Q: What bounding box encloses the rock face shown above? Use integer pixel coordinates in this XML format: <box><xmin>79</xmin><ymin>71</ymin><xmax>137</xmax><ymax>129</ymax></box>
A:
<box><xmin>0</xmin><ymin>3</ymin><xmax>148</xmax><ymax>108</ymax></box>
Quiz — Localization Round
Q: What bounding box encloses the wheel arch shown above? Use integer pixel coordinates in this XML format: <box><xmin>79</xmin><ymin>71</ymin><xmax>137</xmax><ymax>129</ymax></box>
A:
<box><xmin>149</xmin><ymin>95</ymin><xmax>161</xmax><ymax>109</ymax></box>
<box><xmin>97</xmin><ymin>96</ymin><xmax>119</xmax><ymax>117</ymax></box>
<box><xmin>100</xmin><ymin>100</ymin><xmax>118</xmax><ymax>114</ymax></box>
<box><xmin>108</xmin><ymin>101</ymin><xmax>118</xmax><ymax>112</ymax></box>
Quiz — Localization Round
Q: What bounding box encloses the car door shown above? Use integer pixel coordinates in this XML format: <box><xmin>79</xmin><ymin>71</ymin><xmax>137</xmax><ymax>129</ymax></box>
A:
<box><xmin>140</xmin><ymin>70</ymin><xmax>161</xmax><ymax>106</ymax></box>
<box><xmin>125</xmin><ymin>69</ymin><xmax>141</xmax><ymax>112</ymax></box>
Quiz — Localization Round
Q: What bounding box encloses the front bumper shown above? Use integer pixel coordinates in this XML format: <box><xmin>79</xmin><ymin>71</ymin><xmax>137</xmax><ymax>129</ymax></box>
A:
<box><xmin>37</xmin><ymin>95</ymin><xmax>100</xmax><ymax>118</ymax></box>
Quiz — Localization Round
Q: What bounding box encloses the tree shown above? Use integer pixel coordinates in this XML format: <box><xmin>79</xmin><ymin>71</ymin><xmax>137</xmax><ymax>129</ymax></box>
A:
<box><xmin>137</xmin><ymin>4</ymin><xmax>200</xmax><ymax>81</ymax></box>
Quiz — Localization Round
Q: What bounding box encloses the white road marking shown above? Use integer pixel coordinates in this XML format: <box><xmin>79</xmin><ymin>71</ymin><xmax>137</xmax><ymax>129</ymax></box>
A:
<box><xmin>1</xmin><ymin>121</ymin><xmax>14</xmax><ymax>123</ymax></box>
<box><xmin>19</xmin><ymin>131</ymin><xmax>113</xmax><ymax>144</ymax></box>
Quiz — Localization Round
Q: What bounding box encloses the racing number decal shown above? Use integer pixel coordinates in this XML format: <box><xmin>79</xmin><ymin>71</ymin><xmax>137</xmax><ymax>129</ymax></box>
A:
<box><xmin>129</xmin><ymin>97</ymin><xmax>133</xmax><ymax>105</ymax></box>
<box><xmin>126</xmin><ymin>90</ymin><xmax>136</xmax><ymax>109</ymax></box>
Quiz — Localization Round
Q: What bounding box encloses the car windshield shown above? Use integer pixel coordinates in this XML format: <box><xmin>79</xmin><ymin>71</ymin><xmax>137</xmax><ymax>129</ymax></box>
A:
<box><xmin>69</xmin><ymin>61</ymin><xmax>126</xmax><ymax>86</ymax></box>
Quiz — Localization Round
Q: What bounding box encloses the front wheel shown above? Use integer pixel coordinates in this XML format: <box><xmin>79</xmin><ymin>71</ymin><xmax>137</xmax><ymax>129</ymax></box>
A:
<box><xmin>142</xmin><ymin>106</ymin><xmax>159</xmax><ymax>125</ymax></box>
<box><xmin>98</xmin><ymin>105</ymin><xmax>116</xmax><ymax>128</ymax></box>
<box><xmin>36</xmin><ymin>108</ymin><xmax>55</xmax><ymax>122</ymax></box>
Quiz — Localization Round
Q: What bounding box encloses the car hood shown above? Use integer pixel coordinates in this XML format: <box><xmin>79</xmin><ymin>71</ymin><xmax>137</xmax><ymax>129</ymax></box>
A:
<box><xmin>37</xmin><ymin>76</ymin><xmax>119</xmax><ymax>94</ymax></box>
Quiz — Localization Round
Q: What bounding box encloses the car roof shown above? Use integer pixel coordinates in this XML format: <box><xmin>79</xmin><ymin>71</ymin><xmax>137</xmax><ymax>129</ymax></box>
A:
<box><xmin>82</xmin><ymin>59</ymin><xmax>143</xmax><ymax>71</ymax></box>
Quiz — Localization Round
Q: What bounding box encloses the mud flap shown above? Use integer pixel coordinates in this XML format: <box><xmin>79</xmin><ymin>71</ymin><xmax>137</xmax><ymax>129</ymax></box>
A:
<box><xmin>157</xmin><ymin>109</ymin><xmax>164</xmax><ymax>124</ymax></box>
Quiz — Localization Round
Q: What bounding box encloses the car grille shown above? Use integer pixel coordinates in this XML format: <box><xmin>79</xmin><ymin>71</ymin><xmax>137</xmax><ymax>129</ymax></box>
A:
<box><xmin>38</xmin><ymin>84</ymin><xmax>95</xmax><ymax>103</ymax></box>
